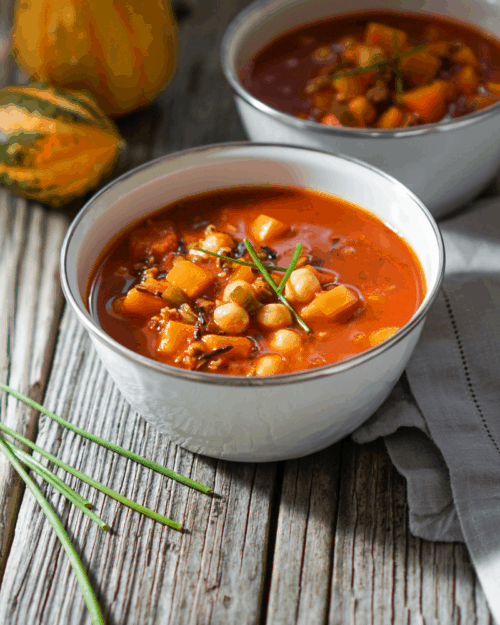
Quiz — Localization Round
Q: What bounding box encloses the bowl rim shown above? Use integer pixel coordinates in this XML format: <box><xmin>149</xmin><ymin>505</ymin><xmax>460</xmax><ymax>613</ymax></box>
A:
<box><xmin>220</xmin><ymin>0</ymin><xmax>500</xmax><ymax>138</ymax></box>
<box><xmin>60</xmin><ymin>141</ymin><xmax>445</xmax><ymax>387</ymax></box>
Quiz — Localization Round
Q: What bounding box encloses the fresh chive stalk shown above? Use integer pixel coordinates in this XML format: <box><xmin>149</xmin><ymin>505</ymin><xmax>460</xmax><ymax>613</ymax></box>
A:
<box><xmin>0</xmin><ymin>419</ymin><xmax>182</xmax><ymax>530</ymax></box>
<box><xmin>3</xmin><ymin>438</ymin><xmax>109</xmax><ymax>531</ymax></box>
<box><xmin>196</xmin><ymin>247</ymin><xmax>289</xmax><ymax>271</ymax></box>
<box><xmin>331</xmin><ymin>43</ymin><xmax>426</xmax><ymax>79</ymax></box>
<box><xmin>277</xmin><ymin>243</ymin><xmax>303</xmax><ymax>294</ymax></box>
<box><xmin>0</xmin><ymin>437</ymin><xmax>106</xmax><ymax>625</ymax></box>
<box><xmin>392</xmin><ymin>32</ymin><xmax>404</xmax><ymax>96</ymax></box>
<box><xmin>243</xmin><ymin>239</ymin><xmax>312</xmax><ymax>334</ymax></box>
<box><xmin>0</xmin><ymin>381</ymin><xmax>211</xmax><ymax>495</ymax></box>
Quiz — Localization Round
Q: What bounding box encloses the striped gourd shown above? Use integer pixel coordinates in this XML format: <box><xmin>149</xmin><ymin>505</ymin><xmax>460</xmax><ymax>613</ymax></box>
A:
<box><xmin>0</xmin><ymin>83</ymin><xmax>123</xmax><ymax>206</ymax></box>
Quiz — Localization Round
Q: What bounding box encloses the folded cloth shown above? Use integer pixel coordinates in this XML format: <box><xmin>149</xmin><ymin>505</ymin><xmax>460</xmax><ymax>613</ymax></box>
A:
<box><xmin>353</xmin><ymin>196</ymin><xmax>500</xmax><ymax>624</ymax></box>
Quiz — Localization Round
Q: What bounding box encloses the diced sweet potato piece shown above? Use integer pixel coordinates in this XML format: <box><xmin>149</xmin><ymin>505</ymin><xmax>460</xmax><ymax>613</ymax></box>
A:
<box><xmin>401</xmin><ymin>81</ymin><xmax>449</xmax><ymax>123</ymax></box>
<box><xmin>121</xmin><ymin>288</ymin><xmax>164</xmax><ymax>317</ymax></box>
<box><xmin>452</xmin><ymin>45</ymin><xmax>479</xmax><ymax>68</ymax></box>
<box><xmin>201</xmin><ymin>335</ymin><xmax>253</xmax><ymax>359</ymax></box>
<box><xmin>376</xmin><ymin>106</ymin><xmax>405</xmax><ymax>129</ymax></box>
<box><xmin>365</xmin><ymin>22</ymin><xmax>407</xmax><ymax>54</ymax></box>
<box><xmin>456</xmin><ymin>65</ymin><xmax>480</xmax><ymax>95</ymax></box>
<box><xmin>252</xmin><ymin>214</ymin><xmax>288</xmax><ymax>243</ymax></box>
<box><xmin>229</xmin><ymin>264</ymin><xmax>255</xmax><ymax>283</ymax></box>
<box><xmin>301</xmin><ymin>285</ymin><xmax>358</xmax><ymax>321</ymax></box>
<box><xmin>486</xmin><ymin>82</ymin><xmax>500</xmax><ymax>96</ymax></box>
<box><xmin>166</xmin><ymin>259</ymin><xmax>214</xmax><ymax>297</ymax></box>
<box><xmin>321</xmin><ymin>113</ymin><xmax>342</xmax><ymax>126</ymax></box>
<box><xmin>349</xmin><ymin>96</ymin><xmax>377</xmax><ymax>124</ymax></box>
<box><xmin>157</xmin><ymin>320</ymin><xmax>196</xmax><ymax>354</ymax></box>
<box><xmin>399</xmin><ymin>51</ymin><xmax>441</xmax><ymax>86</ymax></box>
<box><xmin>331</xmin><ymin>76</ymin><xmax>364</xmax><ymax>100</ymax></box>
<box><xmin>369</xmin><ymin>327</ymin><xmax>399</xmax><ymax>347</ymax></box>
<box><xmin>357</xmin><ymin>44</ymin><xmax>386</xmax><ymax>67</ymax></box>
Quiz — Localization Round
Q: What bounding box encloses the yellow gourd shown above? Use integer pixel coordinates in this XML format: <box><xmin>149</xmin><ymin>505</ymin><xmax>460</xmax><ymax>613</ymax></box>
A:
<box><xmin>12</xmin><ymin>0</ymin><xmax>177</xmax><ymax>118</ymax></box>
<box><xmin>0</xmin><ymin>83</ymin><xmax>123</xmax><ymax>206</ymax></box>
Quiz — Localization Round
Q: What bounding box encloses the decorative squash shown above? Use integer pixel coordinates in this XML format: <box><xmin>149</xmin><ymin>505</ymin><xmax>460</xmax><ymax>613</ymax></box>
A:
<box><xmin>0</xmin><ymin>83</ymin><xmax>123</xmax><ymax>206</ymax></box>
<box><xmin>12</xmin><ymin>0</ymin><xmax>177</xmax><ymax>118</ymax></box>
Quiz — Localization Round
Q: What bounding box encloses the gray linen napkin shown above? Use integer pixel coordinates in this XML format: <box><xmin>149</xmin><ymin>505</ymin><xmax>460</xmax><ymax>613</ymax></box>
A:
<box><xmin>353</xmin><ymin>195</ymin><xmax>500</xmax><ymax>623</ymax></box>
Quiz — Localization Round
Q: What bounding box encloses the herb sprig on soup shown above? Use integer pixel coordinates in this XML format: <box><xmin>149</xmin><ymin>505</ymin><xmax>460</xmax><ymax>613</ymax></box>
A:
<box><xmin>87</xmin><ymin>186</ymin><xmax>425</xmax><ymax>376</ymax></box>
<box><xmin>241</xmin><ymin>11</ymin><xmax>500</xmax><ymax>128</ymax></box>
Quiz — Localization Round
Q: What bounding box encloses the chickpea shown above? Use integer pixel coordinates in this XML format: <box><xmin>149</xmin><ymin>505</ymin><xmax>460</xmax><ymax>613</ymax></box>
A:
<box><xmin>269</xmin><ymin>329</ymin><xmax>302</xmax><ymax>354</ymax></box>
<box><xmin>255</xmin><ymin>354</ymin><xmax>285</xmax><ymax>376</ymax></box>
<box><xmin>201</xmin><ymin>232</ymin><xmax>235</xmax><ymax>253</ymax></box>
<box><xmin>256</xmin><ymin>303</ymin><xmax>292</xmax><ymax>330</ymax></box>
<box><xmin>223</xmin><ymin>280</ymin><xmax>254</xmax><ymax>303</ymax></box>
<box><xmin>213</xmin><ymin>302</ymin><xmax>249</xmax><ymax>334</ymax></box>
<box><xmin>284</xmin><ymin>268</ymin><xmax>321</xmax><ymax>303</ymax></box>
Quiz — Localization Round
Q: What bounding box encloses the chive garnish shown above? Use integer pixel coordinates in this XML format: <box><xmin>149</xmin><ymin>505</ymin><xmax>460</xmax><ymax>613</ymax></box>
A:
<box><xmin>0</xmin><ymin>382</ymin><xmax>212</xmax><ymax>494</ymax></box>
<box><xmin>196</xmin><ymin>247</ymin><xmax>289</xmax><ymax>271</ymax></box>
<box><xmin>392</xmin><ymin>32</ymin><xmax>404</xmax><ymax>96</ymax></box>
<box><xmin>0</xmin><ymin>437</ymin><xmax>106</xmax><ymax>625</ymax></box>
<box><xmin>3</xmin><ymin>438</ymin><xmax>110</xmax><ymax>531</ymax></box>
<box><xmin>331</xmin><ymin>43</ymin><xmax>426</xmax><ymax>80</ymax></box>
<box><xmin>277</xmin><ymin>243</ymin><xmax>303</xmax><ymax>294</ymax></box>
<box><xmin>243</xmin><ymin>239</ymin><xmax>312</xmax><ymax>334</ymax></box>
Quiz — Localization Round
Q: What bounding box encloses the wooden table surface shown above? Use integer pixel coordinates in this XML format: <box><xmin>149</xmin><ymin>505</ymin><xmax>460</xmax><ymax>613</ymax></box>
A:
<box><xmin>0</xmin><ymin>1</ymin><xmax>494</xmax><ymax>623</ymax></box>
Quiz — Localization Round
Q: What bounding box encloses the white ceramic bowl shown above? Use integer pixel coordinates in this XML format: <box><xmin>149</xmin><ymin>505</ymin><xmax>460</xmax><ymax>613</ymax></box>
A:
<box><xmin>221</xmin><ymin>0</ymin><xmax>500</xmax><ymax>219</ymax></box>
<box><xmin>60</xmin><ymin>143</ymin><xmax>444</xmax><ymax>462</ymax></box>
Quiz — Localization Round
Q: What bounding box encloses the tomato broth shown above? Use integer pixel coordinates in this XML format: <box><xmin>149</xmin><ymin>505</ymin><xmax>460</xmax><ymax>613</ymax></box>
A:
<box><xmin>88</xmin><ymin>186</ymin><xmax>426</xmax><ymax>376</ymax></box>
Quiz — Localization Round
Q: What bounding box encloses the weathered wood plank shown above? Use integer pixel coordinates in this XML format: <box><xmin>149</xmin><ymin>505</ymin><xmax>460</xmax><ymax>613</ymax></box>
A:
<box><xmin>0</xmin><ymin>311</ymin><xmax>276</xmax><ymax>624</ymax></box>
<box><xmin>327</xmin><ymin>439</ymin><xmax>492</xmax><ymax>625</ymax></box>
<box><xmin>265</xmin><ymin>446</ymin><xmax>340</xmax><ymax>625</ymax></box>
<box><xmin>0</xmin><ymin>192</ymin><xmax>69</xmax><ymax>579</ymax></box>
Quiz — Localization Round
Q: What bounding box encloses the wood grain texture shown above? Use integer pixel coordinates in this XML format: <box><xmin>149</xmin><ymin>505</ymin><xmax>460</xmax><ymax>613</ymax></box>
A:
<box><xmin>0</xmin><ymin>192</ymin><xmax>68</xmax><ymax>579</ymax></box>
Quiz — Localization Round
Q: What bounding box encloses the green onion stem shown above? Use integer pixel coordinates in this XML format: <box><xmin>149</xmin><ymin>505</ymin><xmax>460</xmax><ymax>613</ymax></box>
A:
<box><xmin>277</xmin><ymin>243</ymin><xmax>303</xmax><ymax>294</ymax></box>
<box><xmin>3</xmin><ymin>439</ymin><xmax>109</xmax><ymax>531</ymax></box>
<box><xmin>0</xmin><ymin>382</ymin><xmax>211</xmax><ymax>495</ymax></box>
<box><xmin>331</xmin><ymin>43</ymin><xmax>426</xmax><ymax>79</ymax></box>
<box><xmin>196</xmin><ymin>248</ymin><xmax>289</xmax><ymax>271</ymax></box>
<box><xmin>0</xmin><ymin>437</ymin><xmax>106</xmax><ymax>625</ymax></box>
<box><xmin>243</xmin><ymin>238</ymin><xmax>312</xmax><ymax>334</ymax></box>
<box><xmin>0</xmin><ymin>420</ymin><xmax>182</xmax><ymax>531</ymax></box>
<box><xmin>392</xmin><ymin>32</ymin><xmax>404</xmax><ymax>96</ymax></box>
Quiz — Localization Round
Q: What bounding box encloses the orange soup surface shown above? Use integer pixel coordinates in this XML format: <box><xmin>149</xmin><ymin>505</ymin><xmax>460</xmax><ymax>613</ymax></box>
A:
<box><xmin>87</xmin><ymin>186</ymin><xmax>426</xmax><ymax>376</ymax></box>
<box><xmin>241</xmin><ymin>11</ymin><xmax>500</xmax><ymax>128</ymax></box>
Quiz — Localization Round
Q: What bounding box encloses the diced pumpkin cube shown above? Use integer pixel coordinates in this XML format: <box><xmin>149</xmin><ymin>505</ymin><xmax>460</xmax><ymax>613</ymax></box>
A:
<box><xmin>321</xmin><ymin>113</ymin><xmax>342</xmax><ymax>126</ymax></box>
<box><xmin>365</xmin><ymin>22</ymin><xmax>407</xmax><ymax>54</ymax></box>
<box><xmin>486</xmin><ymin>82</ymin><xmax>500</xmax><ymax>96</ymax></box>
<box><xmin>376</xmin><ymin>106</ymin><xmax>405</xmax><ymax>129</ymax></box>
<box><xmin>252</xmin><ymin>214</ymin><xmax>288</xmax><ymax>243</ymax></box>
<box><xmin>452</xmin><ymin>45</ymin><xmax>479</xmax><ymax>67</ymax></box>
<box><xmin>157</xmin><ymin>320</ymin><xmax>196</xmax><ymax>354</ymax></box>
<box><xmin>349</xmin><ymin>96</ymin><xmax>377</xmax><ymax>124</ymax></box>
<box><xmin>399</xmin><ymin>51</ymin><xmax>441</xmax><ymax>86</ymax></box>
<box><xmin>301</xmin><ymin>285</ymin><xmax>359</xmax><ymax>320</ymax></box>
<box><xmin>331</xmin><ymin>75</ymin><xmax>364</xmax><ymax>100</ymax></box>
<box><xmin>357</xmin><ymin>44</ymin><xmax>386</xmax><ymax>67</ymax></box>
<box><xmin>166</xmin><ymin>259</ymin><xmax>214</xmax><ymax>297</ymax></box>
<box><xmin>121</xmin><ymin>288</ymin><xmax>165</xmax><ymax>317</ymax></box>
<box><xmin>456</xmin><ymin>65</ymin><xmax>480</xmax><ymax>95</ymax></box>
<box><xmin>401</xmin><ymin>81</ymin><xmax>449</xmax><ymax>123</ymax></box>
<box><xmin>201</xmin><ymin>334</ymin><xmax>253</xmax><ymax>359</ymax></box>
<box><xmin>229</xmin><ymin>264</ymin><xmax>255</xmax><ymax>283</ymax></box>
<box><xmin>369</xmin><ymin>327</ymin><xmax>399</xmax><ymax>347</ymax></box>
